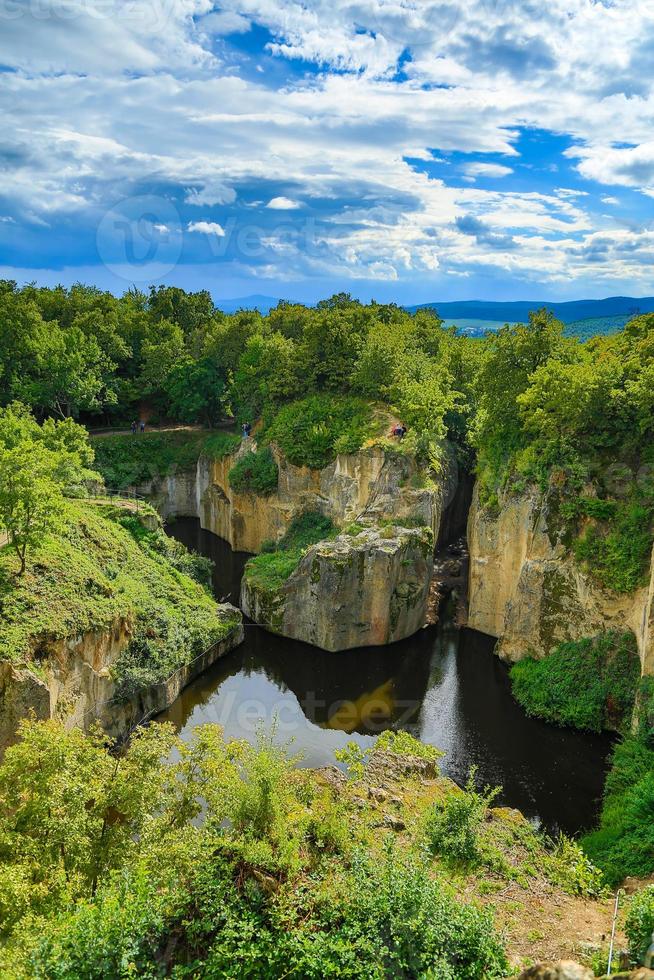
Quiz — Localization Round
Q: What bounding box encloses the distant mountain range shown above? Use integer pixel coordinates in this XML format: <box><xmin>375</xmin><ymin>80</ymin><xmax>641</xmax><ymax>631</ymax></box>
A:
<box><xmin>217</xmin><ymin>294</ymin><xmax>654</xmax><ymax>323</ymax></box>
<box><xmin>407</xmin><ymin>296</ymin><xmax>654</xmax><ymax>323</ymax></box>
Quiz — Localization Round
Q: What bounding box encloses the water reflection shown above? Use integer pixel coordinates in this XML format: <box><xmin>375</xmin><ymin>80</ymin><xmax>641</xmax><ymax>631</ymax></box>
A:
<box><xmin>161</xmin><ymin>517</ymin><xmax>613</xmax><ymax>836</ymax></box>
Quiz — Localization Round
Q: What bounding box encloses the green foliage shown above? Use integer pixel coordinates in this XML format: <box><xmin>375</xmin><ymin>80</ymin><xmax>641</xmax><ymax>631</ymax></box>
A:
<box><xmin>264</xmin><ymin>394</ymin><xmax>377</xmax><ymax>468</ymax></box>
<box><xmin>573</xmin><ymin>499</ymin><xmax>654</xmax><ymax>593</ymax></box>
<box><xmin>625</xmin><ymin>886</ymin><xmax>654</xmax><ymax>965</ymax></box>
<box><xmin>544</xmin><ymin>835</ymin><xmax>605</xmax><ymax>899</ymax></box>
<box><xmin>510</xmin><ymin>631</ymin><xmax>641</xmax><ymax>732</ymax></box>
<box><xmin>0</xmin><ymin>720</ymin><xmax>509</xmax><ymax>979</ymax></box>
<box><xmin>243</xmin><ymin>512</ymin><xmax>336</xmax><ymax>592</ymax></box>
<box><xmin>425</xmin><ymin>770</ymin><xmax>501</xmax><ymax>864</ymax></box>
<box><xmin>228</xmin><ymin>447</ymin><xmax>279</xmax><ymax>496</ymax></box>
<box><xmin>0</xmin><ymin>403</ymin><xmax>98</xmax><ymax>574</ymax></box>
<box><xmin>92</xmin><ymin>429</ymin><xmax>238</xmax><ymax>489</ymax></box>
<box><xmin>583</xmin><ymin>729</ymin><xmax>654</xmax><ymax>886</ymax></box>
<box><xmin>0</xmin><ymin>500</ymin><xmax>237</xmax><ymax>696</ymax></box>
<box><xmin>375</xmin><ymin>729</ymin><xmax>444</xmax><ymax>764</ymax></box>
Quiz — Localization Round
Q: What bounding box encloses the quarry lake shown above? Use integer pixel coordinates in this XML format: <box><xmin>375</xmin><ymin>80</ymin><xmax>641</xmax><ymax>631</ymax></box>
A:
<box><xmin>162</xmin><ymin>517</ymin><xmax>614</xmax><ymax>837</ymax></box>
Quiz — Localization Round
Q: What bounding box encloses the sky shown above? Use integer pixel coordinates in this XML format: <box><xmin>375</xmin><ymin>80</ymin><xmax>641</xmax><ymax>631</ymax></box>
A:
<box><xmin>2</xmin><ymin>0</ymin><xmax>654</xmax><ymax>305</ymax></box>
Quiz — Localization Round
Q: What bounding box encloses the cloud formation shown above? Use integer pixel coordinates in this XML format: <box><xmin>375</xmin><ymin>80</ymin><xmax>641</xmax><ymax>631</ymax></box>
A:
<box><xmin>1</xmin><ymin>0</ymin><xmax>654</xmax><ymax>299</ymax></box>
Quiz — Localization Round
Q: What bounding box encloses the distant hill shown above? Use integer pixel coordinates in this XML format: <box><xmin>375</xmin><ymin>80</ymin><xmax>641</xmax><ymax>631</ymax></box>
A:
<box><xmin>407</xmin><ymin>296</ymin><xmax>654</xmax><ymax>323</ymax></box>
<box><xmin>216</xmin><ymin>294</ymin><xmax>281</xmax><ymax>314</ymax></box>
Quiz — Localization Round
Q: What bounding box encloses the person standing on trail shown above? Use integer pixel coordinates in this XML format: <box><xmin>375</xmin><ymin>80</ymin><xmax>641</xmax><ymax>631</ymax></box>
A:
<box><xmin>139</xmin><ymin>420</ymin><xmax>145</xmax><ymax>433</ymax></box>
<box><xmin>242</xmin><ymin>421</ymin><xmax>251</xmax><ymax>439</ymax></box>
<box><xmin>131</xmin><ymin>420</ymin><xmax>137</xmax><ymax>435</ymax></box>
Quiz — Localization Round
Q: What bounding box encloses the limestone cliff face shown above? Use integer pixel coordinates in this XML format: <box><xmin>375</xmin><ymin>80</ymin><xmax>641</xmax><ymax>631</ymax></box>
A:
<box><xmin>0</xmin><ymin>609</ymin><xmax>244</xmax><ymax>750</ymax></box>
<box><xmin>142</xmin><ymin>442</ymin><xmax>453</xmax><ymax>554</ymax></box>
<box><xmin>467</xmin><ymin>483</ymin><xmax>654</xmax><ymax>672</ymax></box>
<box><xmin>241</xmin><ymin>525</ymin><xmax>434</xmax><ymax>652</ymax></box>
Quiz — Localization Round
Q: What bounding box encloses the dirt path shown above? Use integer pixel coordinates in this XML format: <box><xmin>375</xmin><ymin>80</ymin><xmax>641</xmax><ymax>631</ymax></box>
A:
<box><xmin>89</xmin><ymin>423</ymin><xmax>205</xmax><ymax>439</ymax></box>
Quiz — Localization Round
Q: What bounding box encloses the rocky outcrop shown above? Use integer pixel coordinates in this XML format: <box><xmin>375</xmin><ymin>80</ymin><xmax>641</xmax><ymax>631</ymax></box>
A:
<box><xmin>0</xmin><ymin>607</ymin><xmax>243</xmax><ymax>750</ymax></box>
<box><xmin>467</xmin><ymin>484</ymin><xmax>654</xmax><ymax>671</ymax></box>
<box><xmin>241</xmin><ymin>524</ymin><xmax>433</xmax><ymax>652</ymax></box>
<box><xmin>142</xmin><ymin>441</ymin><xmax>456</xmax><ymax>555</ymax></box>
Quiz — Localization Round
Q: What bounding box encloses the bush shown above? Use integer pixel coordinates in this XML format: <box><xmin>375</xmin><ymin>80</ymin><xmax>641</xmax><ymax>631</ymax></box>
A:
<box><xmin>425</xmin><ymin>770</ymin><xmax>500</xmax><ymax>864</ymax></box>
<box><xmin>228</xmin><ymin>447</ymin><xmax>279</xmax><ymax>495</ymax></box>
<box><xmin>264</xmin><ymin>394</ymin><xmax>376</xmax><ymax>468</ymax></box>
<box><xmin>510</xmin><ymin>631</ymin><xmax>640</xmax><ymax>732</ymax></box>
<box><xmin>626</xmin><ymin>886</ymin><xmax>654</xmax><ymax>965</ymax></box>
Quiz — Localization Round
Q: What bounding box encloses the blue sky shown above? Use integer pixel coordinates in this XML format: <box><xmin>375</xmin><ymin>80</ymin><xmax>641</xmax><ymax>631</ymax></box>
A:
<box><xmin>2</xmin><ymin>0</ymin><xmax>654</xmax><ymax>304</ymax></box>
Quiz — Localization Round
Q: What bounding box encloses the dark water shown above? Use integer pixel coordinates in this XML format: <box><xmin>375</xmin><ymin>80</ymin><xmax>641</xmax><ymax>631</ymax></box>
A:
<box><xmin>160</xmin><ymin>517</ymin><xmax>614</xmax><ymax>837</ymax></box>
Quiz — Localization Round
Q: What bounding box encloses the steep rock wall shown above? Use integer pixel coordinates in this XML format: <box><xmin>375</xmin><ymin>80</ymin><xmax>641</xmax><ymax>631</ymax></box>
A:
<box><xmin>467</xmin><ymin>483</ymin><xmax>654</xmax><ymax>671</ymax></box>
<box><xmin>0</xmin><ymin>609</ymin><xmax>243</xmax><ymax>750</ymax></box>
<box><xmin>141</xmin><ymin>442</ymin><xmax>455</xmax><ymax>554</ymax></box>
<box><xmin>241</xmin><ymin>525</ymin><xmax>434</xmax><ymax>652</ymax></box>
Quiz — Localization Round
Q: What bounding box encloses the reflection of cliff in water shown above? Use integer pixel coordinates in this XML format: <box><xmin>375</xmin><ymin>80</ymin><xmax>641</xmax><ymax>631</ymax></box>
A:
<box><xmin>242</xmin><ymin>623</ymin><xmax>433</xmax><ymax>734</ymax></box>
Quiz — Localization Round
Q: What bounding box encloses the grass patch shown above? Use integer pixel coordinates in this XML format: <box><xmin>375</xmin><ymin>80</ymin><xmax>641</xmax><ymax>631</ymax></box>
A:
<box><xmin>228</xmin><ymin>446</ymin><xmax>279</xmax><ymax>495</ymax></box>
<box><xmin>92</xmin><ymin>429</ymin><xmax>239</xmax><ymax>489</ymax></box>
<box><xmin>510</xmin><ymin>631</ymin><xmax>640</xmax><ymax>732</ymax></box>
<box><xmin>0</xmin><ymin>500</ymin><xmax>239</xmax><ymax>695</ymax></box>
<box><xmin>244</xmin><ymin>511</ymin><xmax>336</xmax><ymax>592</ymax></box>
<box><xmin>263</xmin><ymin>394</ymin><xmax>379</xmax><ymax>469</ymax></box>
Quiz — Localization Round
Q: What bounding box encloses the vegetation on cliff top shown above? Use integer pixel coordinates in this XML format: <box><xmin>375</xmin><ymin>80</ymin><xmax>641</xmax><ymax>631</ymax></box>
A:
<box><xmin>228</xmin><ymin>446</ymin><xmax>279</xmax><ymax>496</ymax></box>
<box><xmin>510</xmin><ymin>631</ymin><xmax>641</xmax><ymax>733</ymax></box>
<box><xmin>0</xmin><ymin>499</ymin><xmax>239</xmax><ymax>693</ymax></box>
<box><xmin>243</xmin><ymin>511</ymin><xmax>336</xmax><ymax>592</ymax></box>
<box><xmin>0</xmin><ymin>719</ymin><xmax>615</xmax><ymax>979</ymax></box>
<box><xmin>92</xmin><ymin>428</ymin><xmax>240</xmax><ymax>489</ymax></box>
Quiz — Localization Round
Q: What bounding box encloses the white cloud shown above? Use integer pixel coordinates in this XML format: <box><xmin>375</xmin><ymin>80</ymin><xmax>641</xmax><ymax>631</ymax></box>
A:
<box><xmin>200</xmin><ymin>11</ymin><xmax>251</xmax><ymax>35</ymax></box>
<box><xmin>463</xmin><ymin>162</ymin><xmax>513</xmax><ymax>179</ymax></box>
<box><xmin>266</xmin><ymin>197</ymin><xmax>301</xmax><ymax>210</ymax></box>
<box><xmin>601</xmin><ymin>195</ymin><xmax>619</xmax><ymax>205</ymax></box>
<box><xmin>5</xmin><ymin>0</ymin><xmax>654</xmax><ymax>290</ymax></box>
<box><xmin>187</xmin><ymin>221</ymin><xmax>226</xmax><ymax>236</ymax></box>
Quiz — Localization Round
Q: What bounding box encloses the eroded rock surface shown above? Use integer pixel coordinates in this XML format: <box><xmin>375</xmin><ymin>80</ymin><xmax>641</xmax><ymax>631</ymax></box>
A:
<box><xmin>241</xmin><ymin>524</ymin><xmax>434</xmax><ymax>651</ymax></box>
<box><xmin>467</xmin><ymin>483</ymin><xmax>654</xmax><ymax>671</ymax></box>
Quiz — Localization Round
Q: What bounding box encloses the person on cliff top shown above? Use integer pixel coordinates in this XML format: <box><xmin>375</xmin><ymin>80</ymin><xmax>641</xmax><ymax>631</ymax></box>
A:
<box><xmin>242</xmin><ymin>421</ymin><xmax>251</xmax><ymax>438</ymax></box>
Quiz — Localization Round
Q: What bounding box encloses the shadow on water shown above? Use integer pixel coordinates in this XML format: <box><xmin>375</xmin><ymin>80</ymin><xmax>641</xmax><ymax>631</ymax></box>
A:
<box><xmin>161</xmin><ymin>517</ymin><xmax>614</xmax><ymax>837</ymax></box>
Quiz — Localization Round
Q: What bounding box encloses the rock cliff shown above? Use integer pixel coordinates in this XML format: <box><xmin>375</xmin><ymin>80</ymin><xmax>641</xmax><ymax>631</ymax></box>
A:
<box><xmin>141</xmin><ymin>441</ymin><xmax>454</xmax><ymax>554</ymax></box>
<box><xmin>241</xmin><ymin>524</ymin><xmax>434</xmax><ymax>651</ymax></box>
<box><xmin>467</xmin><ymin>484</ymin><xmax>654</xmax><ymax>672</ymax></box>
<box><xmin>0</xmin><ymin>607</ymin><xmax>243</xmax><ymax>750</ymax></box>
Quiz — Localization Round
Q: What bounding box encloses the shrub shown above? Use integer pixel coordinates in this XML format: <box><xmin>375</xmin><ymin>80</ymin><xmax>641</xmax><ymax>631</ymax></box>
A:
<box><xmin>510</xmin><ymin>631</ymin><xmax>640</xmax><ymax>732</ymax></box>
<box><xmin>375</xmin><ymin>729</ymin><xmax>443</xmax><ymax>765</ymax></box>
<box><xmin>228</xmin><ymin>447</ymin><xmax>279</xmax><ymax>495</ymax></box>
<box><xmin>544</xmin><ymin>834</ymin><xmax>604</xmax><ymax>898</ymax></box>
<box><xmin>425</xmin><ymin>770</ymin><xmax>500</xmax><ymax>864</ymax></box>
<box><xmin>264</xmin><ymin>394</ymin><xmax>376</xmax><ymax>469</ymax></box>
<box><xmin>626</xmin><ymin>886</ymin><xmax>654</xmax><ymax>965</ymax></box>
